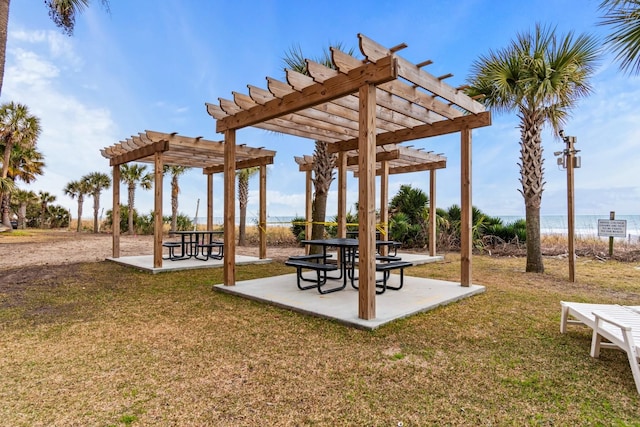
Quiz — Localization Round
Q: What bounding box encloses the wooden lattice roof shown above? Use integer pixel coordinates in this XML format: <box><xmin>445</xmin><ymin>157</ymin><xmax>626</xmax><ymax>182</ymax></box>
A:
<box><xmin>100</xmin><ymin>130</ymin><xmax>276</xmax><ymax>172</ymax></box>
<box><xmin>294</xmin><ymin>144</ymin><xmax>446</xmax><ymax>175</ymax></box>
<box><xmin>206</xmin><ymin>33</ymin><xmax>490</xmax><ymax>148</ymax></box>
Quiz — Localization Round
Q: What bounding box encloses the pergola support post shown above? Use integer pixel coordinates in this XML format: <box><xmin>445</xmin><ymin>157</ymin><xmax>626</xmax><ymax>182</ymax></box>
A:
<box><xmin>112</xmin><ymin>164</ymin><xmax>120</xmax><ymax>258</ymax></box>
<box><xmin>429</xmin><ymin>169</ymin><xmax>436</xmax><ymax>257</ymax></box>
<box><xmin>358</xmin><ymin>83</ymin><xmax>377</xmax><ymax>320</ymax></box>
<box><xmin>153</xmin><ymin>152</ymin><xmax>164</xmax><ymax>268</ymax></box>
<box><xmin>224</xmin><ymin>129</ymin><xmax>236</xmax><ymax>285</ymax></box>
<box><xmin>460</xmin><ymin>127</ymin><xmax>472</xmax><ymax>286</ymax></box>
<box><xmin>259</xmin><ymin>164</ymin><xmax>267</xmax><ymax>259</ymax></box>
<box><xmin>379</xmin><ymin>160</ymin><xmax>389</xmax><ymax>255</ymax></box>
<box><xmin>206</xmin><ymin>173</ymin><xmax>213</xmax><ymax>230</ymax></box>
<box><xmin>305</xmin><ymin>170</ymin><xmax>312</xmax><ymax>255</ymax></box>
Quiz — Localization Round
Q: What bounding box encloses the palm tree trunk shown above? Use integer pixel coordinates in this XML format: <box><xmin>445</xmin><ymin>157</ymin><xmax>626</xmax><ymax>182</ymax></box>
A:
<box><xmin>309</xmin><ymin>190</ymin><xmax>329</xmax><ymax>255</ymax></box>
<box><xmin>238</xmin><ymin>174</ymin><xmax>249</xmax><ymax>246</ymax></box>
<box><xmin>0</xmin><ymin>0</ymin><xmax>10</xmax><ymax>97</ymax></box>
<box><xmin>0</xmin><ymin>139</ymin><xmax>12</xmax><ymax>227</ymax></box>
<box><xmin>1</xmin><ymin>192</ymin><xmax>10</xmax><ymax>227</ymax></box>
<box><xmin>127</xmin><ymin>184</ymin><xmax>135</xmax><ymax>235</ymax></box>
<box><xmin>520</xmin><ymin>109</ymin><xmax>545</xmax><ymax>273</ymax></box>
<box><xmin>76</xmin><ymin>195</ymin><xmax>83</xmax><ymax>232</ymax></box>
<box><xmin>93</xmin><ymin>193</ymin><xmax>99</xmax><ymax>233</ymax></box>
<box><xmin>171</xmin><ymin>176</ymin><xmax>179</xmax><ymax>231</ymax></box>
<box><xmin>18</xmin><ymin>202</ymin><xmax>26</xmax><ymax>229</ymax></box>
<box><xmin>525</xmin><ymin>203</ymin><xmax>543</xmax><ymax>272</ymax></box>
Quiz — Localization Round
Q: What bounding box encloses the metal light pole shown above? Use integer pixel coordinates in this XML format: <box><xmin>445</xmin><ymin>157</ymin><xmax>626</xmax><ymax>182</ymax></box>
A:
<box><xmin>555</xmin><ymin>131</ymin><xmax>580</xmax><ymax>282</ymax></box>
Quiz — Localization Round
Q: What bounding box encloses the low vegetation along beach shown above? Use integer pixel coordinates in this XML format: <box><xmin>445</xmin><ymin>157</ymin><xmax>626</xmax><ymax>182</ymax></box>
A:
<box><xmin>1</xmin><ymin>229</ymin><xmax>640</xmax><ymax>425</ymax></box>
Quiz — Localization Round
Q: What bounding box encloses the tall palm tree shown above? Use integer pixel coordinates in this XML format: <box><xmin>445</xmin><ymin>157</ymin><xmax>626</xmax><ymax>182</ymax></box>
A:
<box><xmin>119</xmin><ymin>163</ymin><xmax>152</xmax><ymax>235</ymax></box>
<box><xmin>237</xmin><ymin>167</ymin><xmax>259</xmax><ymax>246</ymax></box>
<box><xmin>10</xmin><ymin>188</ymin><xmax>36</xmax><ymax>229</ymax></box>
<box><xmin>64</xmin><ymin>179</ymin><xmax>90</xmax><ymax>231</ymax></box>
<box><xmin>0</xmin><ymin>102</ymin><xmax>41</xmax><ymax>227</ymax></box>
<box><xmin>163</xmin><ymin>165</ymin><xmax>189</xmax><ymax>231</ymax></box>
<box><xmin>466</xmin><ymin>24</ymin><xmax>599</xmax><ymax>273</ymax></box>
<box><xmin>283</xmin><ymin>45</ymin><xmax>341</xmax><ymax>251</ymax></box>
<box><xmin>0</xmin><ymin>0</ymin><xmax>110</xmax><ymax>96</ymax></box>
<box><xmin>599</xmin><ymin>0</ymin><xmax>640</xmax><ymax>74</ymax></box>
<box><xmin>82</xmin><ymin>171</ymin><xmax>110</xmax><ymax>233</ymax></box>
<box><xmin>37</xmin><ymin>190</ymin><xmax>55</xmax><ymax>228</ymax></box>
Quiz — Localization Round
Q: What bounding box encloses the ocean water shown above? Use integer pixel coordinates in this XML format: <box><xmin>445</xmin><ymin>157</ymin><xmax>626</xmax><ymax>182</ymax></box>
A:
<box><xmin>498</xmin><ymin>215</ymin><xmax>640</xmax><ymax>240</ymax></box>
<box><xmin>202</xmin><ymin>214</ymin><xmax>640</xmax><ymax>240</ymax></box>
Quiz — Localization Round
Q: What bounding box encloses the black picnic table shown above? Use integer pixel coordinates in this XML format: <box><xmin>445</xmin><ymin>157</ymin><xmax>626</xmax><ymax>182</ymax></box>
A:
<box><xmin>165</xmin><ymin>230</ymin><xmax>224</xmax><ymax>260</ymax></box>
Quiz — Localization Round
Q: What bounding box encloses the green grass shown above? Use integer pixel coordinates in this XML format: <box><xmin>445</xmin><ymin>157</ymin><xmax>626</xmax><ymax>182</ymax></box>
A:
<box><xmin>1</xmin><ymin>255</ymin><xmax>640</xmax><ymax>425</ymax></box>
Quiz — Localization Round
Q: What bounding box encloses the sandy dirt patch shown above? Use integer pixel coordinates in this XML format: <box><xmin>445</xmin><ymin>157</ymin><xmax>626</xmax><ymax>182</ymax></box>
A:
<box><xmin>0</xmin><ymin>230</ymin><xmax>301</xmax><ymax>270</ymax></box>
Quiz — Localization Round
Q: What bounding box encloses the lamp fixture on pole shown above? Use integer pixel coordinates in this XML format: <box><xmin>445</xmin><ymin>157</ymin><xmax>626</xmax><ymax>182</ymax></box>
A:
<box><xmin>555</xmin><ymin>130</ymin><xmax>581</xmax><ymax>282</ymax></box>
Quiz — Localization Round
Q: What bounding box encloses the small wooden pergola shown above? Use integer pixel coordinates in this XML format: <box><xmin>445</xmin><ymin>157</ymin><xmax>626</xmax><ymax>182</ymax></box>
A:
<box><xmin>206</xmin><ymin>34</ymin><xmax>491</xmax><ymax>320</ymax></box>
<box><xmin>294</xmin><ymin>144</ymin><xmax>446</xmax><ymax>256</ymax></box>
<box><xmin>100</xmin><ymin>130</ymin><xmax>275</xmax><ymax>267</ymax></box>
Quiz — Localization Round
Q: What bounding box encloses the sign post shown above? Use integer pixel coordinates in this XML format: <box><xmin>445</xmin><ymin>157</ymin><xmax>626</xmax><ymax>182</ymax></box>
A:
<box><xmin>609</xmin><ymin>211</ymin><xmax>614</xmax><ymax>257</ymax></box>
<box><xmin>597</xmin><ymin>211</ymin><xmax>627</xmax><ymax>257</ymax></box>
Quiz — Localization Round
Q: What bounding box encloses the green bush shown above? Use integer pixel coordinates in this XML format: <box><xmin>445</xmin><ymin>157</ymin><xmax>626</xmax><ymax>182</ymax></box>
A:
<box><xmin>290</xmin><ymin>216</ymin><xmax>307</xmax><ymax>242</ymax></box>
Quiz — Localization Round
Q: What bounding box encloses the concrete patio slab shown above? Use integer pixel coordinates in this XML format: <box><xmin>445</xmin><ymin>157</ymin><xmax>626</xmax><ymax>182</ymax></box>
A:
<box><xmin>214</xmin><ymin>273</ymin><xmax>485</xmax><ymax>330</ymax></box>
<box><xmin>107</xmin><ymin>254</ymin><xmax>271</xmax><ymax>273</ymax></box>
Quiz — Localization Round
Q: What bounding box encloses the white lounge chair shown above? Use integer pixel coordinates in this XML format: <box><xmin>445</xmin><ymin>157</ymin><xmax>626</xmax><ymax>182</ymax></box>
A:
<box><xmin>560</xmin><ymin>301</ymin><xmax>640</xmax><ymax>394</ymax></box>
<box><xmin>591</xmin><ymin>308</ymin><xmax>640</xmax><ymax>394</ymax></box>
<box><xmin>560</xmin><ymin>301</ymin><xmax>628</xmax><ymax>333</ymax></box>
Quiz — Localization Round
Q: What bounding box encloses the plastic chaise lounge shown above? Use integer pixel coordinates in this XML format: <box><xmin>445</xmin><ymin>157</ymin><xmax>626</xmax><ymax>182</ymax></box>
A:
<box><xmin>560</xmin><ymin>301</ymin><xmax>640</xmax><ymax>394</ymax></box>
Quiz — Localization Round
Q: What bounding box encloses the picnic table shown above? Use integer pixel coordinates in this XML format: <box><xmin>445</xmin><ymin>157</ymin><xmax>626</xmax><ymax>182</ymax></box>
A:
<box><xmin>164</xmin><ymin>230</ymin><xmax>224</xmax><ymax>261</ymax></box>
<box><xmin>287</xmin><ymin>238</ymin><xmax>409</xmax><ymax>294</ymax></box>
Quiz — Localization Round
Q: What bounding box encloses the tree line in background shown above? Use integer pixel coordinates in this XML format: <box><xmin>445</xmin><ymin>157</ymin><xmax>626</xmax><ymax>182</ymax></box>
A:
<box><xmin>290</xmin><ymin>184</ymin><xmax>527</xmax><ymax>253</ymax></box>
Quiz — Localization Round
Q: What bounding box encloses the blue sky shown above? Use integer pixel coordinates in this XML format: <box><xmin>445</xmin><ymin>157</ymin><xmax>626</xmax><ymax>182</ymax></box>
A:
<box><xmin>3</xmin><ymin>0</ymin><xmax>639</xmax><ymax>223</ymax></box>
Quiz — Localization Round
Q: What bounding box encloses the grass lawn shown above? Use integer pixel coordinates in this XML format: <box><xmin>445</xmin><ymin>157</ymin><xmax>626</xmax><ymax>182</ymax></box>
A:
<box><xmin>1</xmin><ymin>254</ymin><xmax>640</xmax><ymax>426</ymax></box>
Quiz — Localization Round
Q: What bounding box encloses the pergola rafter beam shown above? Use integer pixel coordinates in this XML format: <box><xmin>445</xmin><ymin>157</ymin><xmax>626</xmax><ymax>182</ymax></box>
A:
<box><xmin>106</xmin><ymin>140</ymin><xmax>168</xmax><ymax>166</ymax></box>
<box><xmin>332</xmin><ymin>48</ymin><xmax>456</xmax><ymax>121</ymax></box>
<box><xmin>215</xmin><ymin>54</ymin><xmax>399</xmax><ymax>132</ymax></box>
<box><xmin>203</xmin><ymin>155</ymin><xmax>274</xmax><ymax>174</ymax></box>
<box><xmin>328</xmin><ymin>111</ymin><xmax>491</xmax><ymax>153</ymax></box>
<box><xmin>358</xmin><ymin>34</ymin><xmax>485</xmax><ymax>115</ymax></box>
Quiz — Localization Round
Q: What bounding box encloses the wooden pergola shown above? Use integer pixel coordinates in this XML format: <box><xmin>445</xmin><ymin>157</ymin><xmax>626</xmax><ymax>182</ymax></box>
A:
<box><xmin>206</xmin><ymin>33</ymin><xmax>491</xmax><ymax>320</ymax></box>
<box><xmin>100</xmin><ymin>130</ymin><xmax>275</xmax><ymax>267</ymax></box>
<box><xmin>294</xmin><ymin>144</ymin><xmax>446</xmax><ymax>256</ymax></box>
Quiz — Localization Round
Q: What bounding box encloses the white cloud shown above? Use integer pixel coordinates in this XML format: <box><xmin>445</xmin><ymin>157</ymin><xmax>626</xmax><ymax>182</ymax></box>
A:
<box><xmin>3</xmin><ymin>29</ymin><xmax>117</xmax><ymax>214</ymax></box>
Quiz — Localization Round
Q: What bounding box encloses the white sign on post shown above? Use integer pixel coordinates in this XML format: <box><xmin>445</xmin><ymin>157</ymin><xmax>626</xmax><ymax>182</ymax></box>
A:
<box><xmin>597</xmin><ymin>219</ymin><xmax>627</xmax><ymax>238</ymax></box>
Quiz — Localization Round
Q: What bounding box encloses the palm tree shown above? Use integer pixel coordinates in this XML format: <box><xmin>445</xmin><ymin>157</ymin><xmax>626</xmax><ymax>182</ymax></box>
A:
<box><xmin>389</xmin><ymin>184</ymin><xmax>430</xmax><ymax>247</ymax></box>
<box><xmin>64</xmin><ymin>179</ymin><xmax>90</xmax><ymax>231</ymax></box>
<box><xmin>119</xmin><ymin>163</ymin><xmax>152</xmax><ymax>235</ymax></box>
<box><xmin>599</xmin><ymin>0</ymin><xmax>640</xmax><ymax>74</ymax></box>
<box><xmin>10</xmin><ymin>188</ymin><xmax>36</xmax><ymax>229</ymax></box>
<box><xmin>37</xmin><ymin>190</ymin><xmax>55</xmax><ymax>228</ymax></box>
<box><xmin>237</xmin><ymin>167</ymin><xmax>259</xmax><ymax>246</ymax></box>
<box><xmin>0</xmin><ymin>0</ymin><xmax>110</xmax><ymax>97</ymax></box>
<box><xmin>466</xmin><ymin>24</ymin><xmax>599</xmax><ymax>273</ymax></box>
<box><xmin>47</xmin><ymin>204</ymin><xmax>70</xmax><ymax>228</ymax></box>
<box><xmin>82</xmin><ymin>171</ymin><xmax>110</xmax><ymax>233</ymax></box>
<box><xmin>0</xmin><ymin>102</ymin><xmax>41</xmax><ymax>227</ymax></box>
<box><xmin>283</xmin><ymin>45</ymin><xmax>342</xmax><ymax>251</ymax></box>
<box><xmin>163</xmin><ymin>165</ymin><xmax>189</xmax><ymax>231</ymax></box>
<box><xmin>2</xmin><ymin>143</ymin><xmax>44</xmax><ymax>227</ymax></box>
